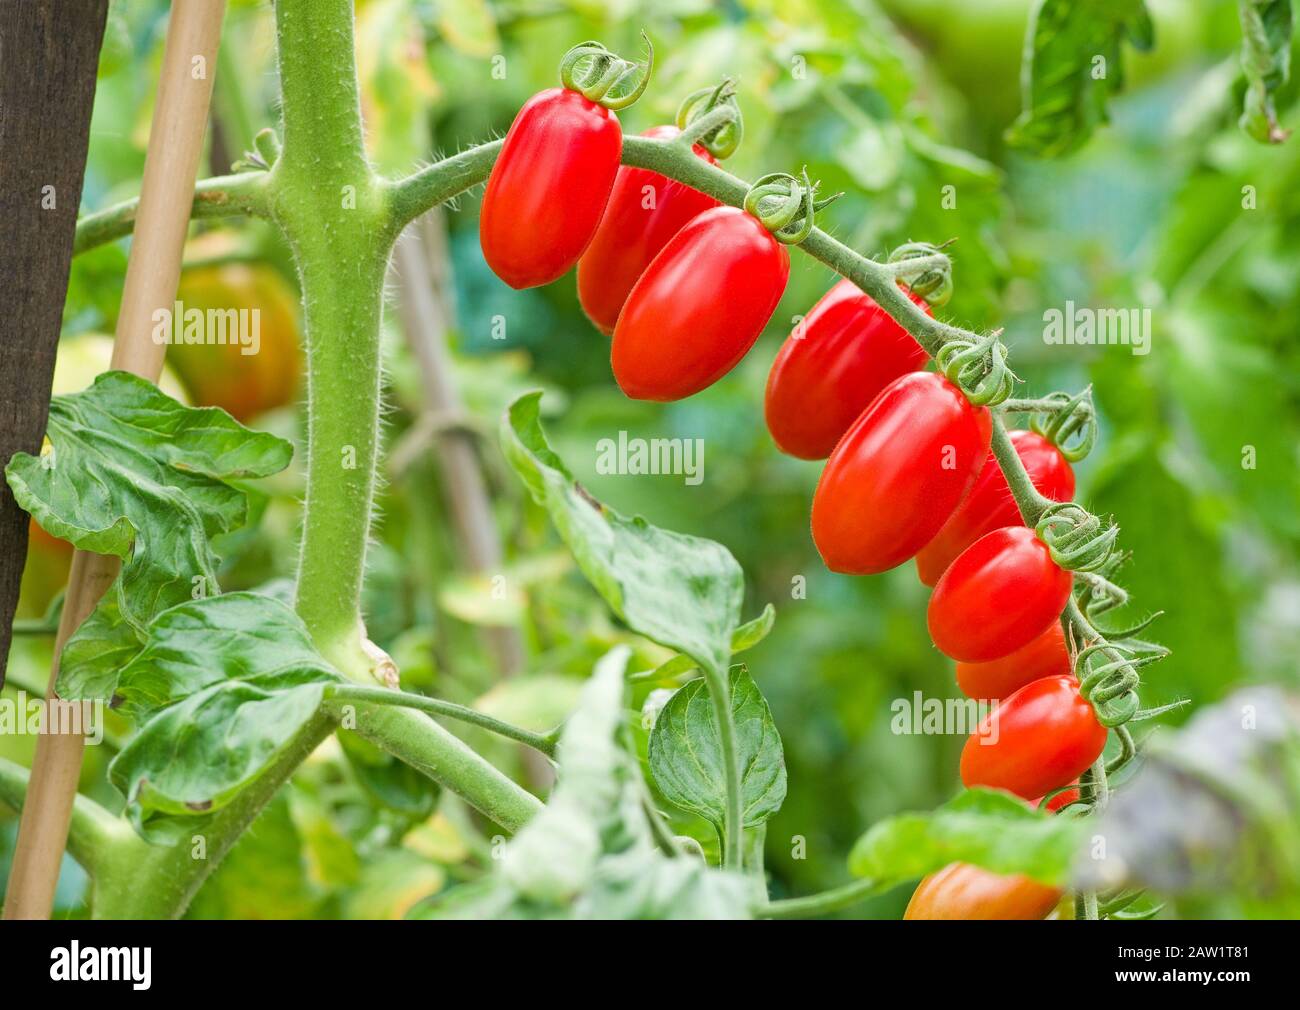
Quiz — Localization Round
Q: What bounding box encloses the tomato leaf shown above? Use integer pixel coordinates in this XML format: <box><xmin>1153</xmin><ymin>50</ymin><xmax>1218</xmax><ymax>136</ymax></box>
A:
<box><xmin>1238</xmin><ymin>0</ymin><xmax>1294</xmax><ymax>143</ymax></box>
<box><xmin>418</xmin><ymin>647</ymin><xmax>753</xmax><ymax>919</ymax></box>
<box><xmin>110</xmin><ymin>679</ymin><xmax>327</xmax><ymax>842</ymax></box>
<box><xmin>648</xmin><ymin>666</ymin><xmax>786</xmax><ymax>833</ymax></box>
<box><xmin>112</xmin><ymin>590</ymin><xmax>336</xmax><ymax>723</ymax></box>
<box><xmin>104</xmin><ymin>593</ymin><xmax>338</xmax><ymax>840</ymax></box>
<box><xmin>4</xmin><ymin>372</ymin><xmax>293</xmax><ymax>704</ymax></box>
<box><xmin>500</xmin><ymin>391</ymin><xmax>743</xmax><ymax>682</ymax></box>
<box><xmin>1005</xmin><ymin>0</ymin><xmax>1154</xmax><ymax>157</ymax></box>
<box><xmin>848</xmin><ymin>789</ymin><xmax>1085</xmax><ymax>887</ymax></box>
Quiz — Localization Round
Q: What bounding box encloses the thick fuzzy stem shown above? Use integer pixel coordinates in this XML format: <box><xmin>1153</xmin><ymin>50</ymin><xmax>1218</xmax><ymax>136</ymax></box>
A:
<box><xmin>270</xmin><ymin>0</ymin><xmax>389</xmax><ymax>657</ymax></box>
<box><xmin>701</xmin><ymin>668</ymin><xmax>744</xmax><ymax>869</ymax></box>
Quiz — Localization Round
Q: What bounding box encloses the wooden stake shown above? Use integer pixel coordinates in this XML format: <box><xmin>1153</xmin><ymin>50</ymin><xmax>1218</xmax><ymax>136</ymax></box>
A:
<box><xmin>3</xmin><ymin>0</ymin><xmax>227</xmax><ymax>920</ymax></box>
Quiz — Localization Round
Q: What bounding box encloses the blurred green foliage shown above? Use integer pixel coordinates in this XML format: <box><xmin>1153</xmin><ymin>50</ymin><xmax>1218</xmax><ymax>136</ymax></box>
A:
<box><xmin>3</xmin><ymin>0</ymin><xmax>1298</xmax><ymax>919</ymax></box>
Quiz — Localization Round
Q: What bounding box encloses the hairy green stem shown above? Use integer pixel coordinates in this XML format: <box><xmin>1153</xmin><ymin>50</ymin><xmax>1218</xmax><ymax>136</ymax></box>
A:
<box><xmin>1001</xmin><ymin>396</ymin><xmax>1069</xmax><ymax>414</ymax></box>
<box><xmin>701</xmin><ymin>668</ymin><xmax>744</xmax><ymax>869</ymax></box>
<box><xmin>327</xmin><ymin>684</ymin><xmax>558</xmax><ymax>757</ymax></box>
<box><xmin>10</xmin><ymin>619</ymin><xmax>58</xmax><ymax>636</ymax></box>
<box><xmin>268</xmin><ymin>0</ymin><xmax>389</xmax><ymax>655</ymax></box>
<box><xmin>757</xmin><ymin>877</ymin><xmax>880</xmax><ymax>919</ymax></box>
<box><xmin>384</xmin><ymin>140</ymin><xmax>504</xmax><ymax>232</ymax></box>
<box><xmin>341</xmin><ymin>704</ymin><xmax>542</xmax><ymax>832</ymax></box>
<box><xmin>268</xmin><ymin>0</ymin><xmax>543</xmax><ymax>837</ymax></box>
<box><xmin>988</xmin><ymin>421</ymin><xmax>1054</xmax><ymax>524</ymax></box>
<box><xmin>73</xmin><ymin>172</ymin><xmax>268</xmax><ymax>254</ymax></box>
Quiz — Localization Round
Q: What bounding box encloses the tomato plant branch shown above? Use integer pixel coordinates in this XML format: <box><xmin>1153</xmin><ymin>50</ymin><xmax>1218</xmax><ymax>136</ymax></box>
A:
<box><xmin>56</xmin><ymin>60</ymin><xmax>1159</xmax><ymax>918</ymax></box>
<box><xmin>757</xmin><ymin>876</ymin><xmax>880</xmax><ymax>919</ymax></box>
<box><xmin>988</xmin><ymin>421</ymin><xmax>1055</xmax><ymax>524</ymax></box>
<box><xmin>326</xmin><ymin>684</ymin><xmax>559</xmax><ymax>757</ymax></box>
<box><xmin>266</xmin><ymin>0</ymin><xmax>390</xmax><ymax>662</ymax></box>
<box><xmin>342</xmin><ymin>704</ymin><xmax>544</xmax><ymax>832</ymax></box>
<box><xmin>72</xmin><ymin>171</ymin><xmax>269</xmax><ymax>255</ymax></box>
<box><xmin>385</xmin><ymin>141</ymin><xmax>504</xmax><ymax>233</ymax></box>
<box><xmin>702</xmin><ymin>667</ymin><xmax>745</xmax><ymax>869</ymax></box>
<box><xmin>390</xmin><ymin>130</ymin><xmax>1147</xmax><ymax>873</ymax></box>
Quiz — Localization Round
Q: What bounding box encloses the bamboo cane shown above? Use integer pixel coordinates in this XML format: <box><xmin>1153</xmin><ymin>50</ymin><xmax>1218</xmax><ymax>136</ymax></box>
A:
<box><xmin>3</xmin><ymin>0</ymin><xmax>227</xmax><ymax>920</ymax></box>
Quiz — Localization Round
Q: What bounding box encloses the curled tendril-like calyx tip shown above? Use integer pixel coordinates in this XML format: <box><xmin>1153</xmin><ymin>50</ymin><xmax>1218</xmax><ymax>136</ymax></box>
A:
<box><xmin>1035</xmin><ymin>502</ymin><xmax>1118</xmax><ymax>573</ymax></box>
<box><xmin>559</xmin><ymin>33</ymin><xmax>654</xmax><ymax>111</ymax></box>
<box><xmin>1073</xmin><ymin>640</ymin><xmax>1164</xmax><ymax>728</ymax></box>
<box><xmin>888</xmin><ymin>241</ymin><xmax>953</xmax><ymax>306</ymax></box>
<box><xmin>1030</xmin><ymin>386</ymin><xmax>1098</xmax><ymax>462</ymax></box>
<box><xmin>935</xmin><ymin>329</ymin><xmax>1016</xmax><ymax>406</ymax></box>
<box><xmin>675</xmin><ymin>78</ymin><xmax>744</xmax><ymax>160</ymax></box>
<box><xmin>743</xmin><ymin>167</ymin><xmax>839</xmax><ymax>244</ymax></box>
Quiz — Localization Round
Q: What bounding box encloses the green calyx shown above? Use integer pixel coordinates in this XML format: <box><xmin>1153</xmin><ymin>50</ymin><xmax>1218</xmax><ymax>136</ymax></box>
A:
<box><xmin>1074</xmin><ymin>641</ymin><xmax>1153</xmax><ymax>728</ymax></box>
<box><xmin>887</xmin><ymin>241</ymin><xmax>953</xmax><ymax>306</ymax></box>
<box><xmin>675</xmin><ymin>78</ymin><xmax>744</xmax><ymax>159</ymax></box>
<box><xmin>559</xmin><ymin>34</ymin><xmax>654</xmax><ymax>111</ymax></box>
<box><xmin>1030</xmin><ymin>387</ymin><xmax>1098</xmax><ymax>462</ymax></box>
<box><xmin>1035</xmin><ymin>502</ymin><xmax>1118</xmax><ymax>572</ymax></box>
<box><xmin>742</xmin><ymin>167</ymin><xmax>839</xmax><ymax>244</ymax></box>
<box><xmin>936</xmin><ymin>330</ymin><xmax>1016</xmax><ymax>406</ymax></box>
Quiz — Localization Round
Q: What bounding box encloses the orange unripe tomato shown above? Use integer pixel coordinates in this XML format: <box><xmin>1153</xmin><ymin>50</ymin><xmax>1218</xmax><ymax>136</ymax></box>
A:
<box><xmin>905</xmin><ymin>862</ymin><xmax>1062</xmax><ymax>920</ymax></box>
<box><xmin>168</xmin><ymin>262</ymin><xmax>301</xmax><ymax>421</ymax></box>
<box><xmin>954</xmin><ymin>620</ymin><xmax>1072</xmax><ymax>701</ymax></box>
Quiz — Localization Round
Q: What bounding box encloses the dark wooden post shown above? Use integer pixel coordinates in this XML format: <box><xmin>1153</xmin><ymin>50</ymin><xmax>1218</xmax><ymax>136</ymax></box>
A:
<box><xmin>0</xmin><ymin>0</ymin><xmax>109</xmax><ymax>686</ymax></box>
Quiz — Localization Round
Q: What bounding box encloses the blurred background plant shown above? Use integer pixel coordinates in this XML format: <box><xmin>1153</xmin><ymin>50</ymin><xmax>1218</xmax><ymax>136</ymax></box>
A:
<box><xmin>3</xmin><ymin>0</ymin><xmax>1297</xmax><ymax>918</ymax></box>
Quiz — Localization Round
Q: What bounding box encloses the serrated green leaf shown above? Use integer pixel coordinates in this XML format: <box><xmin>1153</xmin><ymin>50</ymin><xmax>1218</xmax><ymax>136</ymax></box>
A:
<box><xmin>1006</xmin><ymin>0</ymin><xmax>1154</xmax><ymax>157</ymax></box>
<box><xmin>635</xmin><ymin>607</ymin><xmax>778</xmax><ymax>683</ymax></box>
<box><xmin>499</xmin><ymin>648</ymin><xmax>633</xmax><ymax>903</ymax></box>
<box><xmin>4</xmin><ymin>372</ymin><xmax>292</xmax><ymax>704</ymax></box>
<box><xmin>848</xmin><ymin>789</ymin><xmax>1085</xmax><ymax>887</ymax></box>
<box><xmin>102</xmin><ymin>593</ymin><xmax>340</xmax><ymax>841</ymax></box>
<box><xmin>113</xmin><ymin>592</ymin><xmax>336</xmax><ymax>723</ymax></box>
<box><xmin>500</xmin><ymin>391</ymin><xmax>742</xmax><ymax>681</ymax></box>
<box><xmin>110</xmin><ymin>680</ymin><xmax>327</xmax><ymax>842</ymax></box>
<box><xmin>648</xmin><ymin>667</ymin><xmax>786</xmax><ymax>834</ymax></box>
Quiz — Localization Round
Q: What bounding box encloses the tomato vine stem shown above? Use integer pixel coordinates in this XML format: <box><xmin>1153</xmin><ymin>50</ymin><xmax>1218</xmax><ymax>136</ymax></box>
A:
<box><xmin>326</xmin><ymin>684</ymin><xmax>560</xmax><ymax>758</ymax></box>
<box><xmin>702</xmin><ymin>666</ymin><xmax>745</xmax><ymax>869</ymax></box>
<box><xmin>756</xmin><ymin>876</ymin><xmax>880</xmax><ymax>918</ymax></box>
<box><xmin>72</xmin><ymin>171</ymin><xmax>269</xmax><ymax>254</ymax></box>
